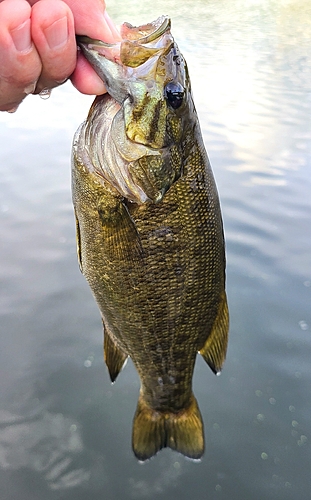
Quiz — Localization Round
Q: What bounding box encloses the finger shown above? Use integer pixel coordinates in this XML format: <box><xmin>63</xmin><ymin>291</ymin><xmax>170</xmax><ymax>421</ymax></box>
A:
<box><xmin>0</xmin><ymin>0</ymin><xmax>42</xmax><ymax>111</ymax></box>
<box><xmin>62</xmin><ymin>0</ymin><xmax>120</xmax><ymax>95</ymax></box>
<box><xmin>30</xmin><ymin>0</ymin><xmax>76</xmax><ymax>94</ymax></box>
<box><xmin>59</xmin><ymin>0</ymin><xmax>120</xmax><ymax>42</ymax></box>
<box><xmin>103</xmin><ymin>11</ymin><xmax>121</xmax><ymax>41</ymax></box>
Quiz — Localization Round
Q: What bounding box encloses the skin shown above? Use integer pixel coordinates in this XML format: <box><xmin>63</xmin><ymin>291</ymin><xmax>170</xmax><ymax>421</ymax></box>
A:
<box><xmin>0</xmin><ymin>0</ymin><xmax>120</xmax><ymax>111</ymax></box>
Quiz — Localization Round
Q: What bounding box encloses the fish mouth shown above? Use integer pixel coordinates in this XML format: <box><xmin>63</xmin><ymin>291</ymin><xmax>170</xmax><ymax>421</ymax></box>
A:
<box><xmin>76</xmin><ymin>16</ymin><xmax>174</xmax><ymax>106</ymax></box>
<box><xmin>76</xmin><ymin>16</ymin><xmax>178</xmax><ymax>151</ymax></box>
<box><xmin>76</xmin><ymin>15</ymin><xmax>171</xmax><ymax>69</ymax></box>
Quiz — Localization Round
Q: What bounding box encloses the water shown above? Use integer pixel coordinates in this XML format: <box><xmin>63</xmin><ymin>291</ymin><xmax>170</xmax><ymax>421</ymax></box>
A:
<box><xmin>0</xmin><ymin>0</ymin><xmax>310</xmax><ymax>498</ymax></box>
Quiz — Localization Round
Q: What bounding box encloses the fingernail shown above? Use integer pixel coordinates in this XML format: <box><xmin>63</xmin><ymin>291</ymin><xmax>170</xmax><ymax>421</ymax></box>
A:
<box><xmin>24</xmin><ymin>81</ymin><xmax>37</xmax><ymax>95</ymax></box>
<box><xmin>11</xmin><ymin>19</ymin><xmax>32</xmax><ymax>53</ymax></box>
<box><xmin>55</xmin><ymin>77</ymin><xmax>68</xmax><ymax>84</ymax></box>
<box><xmin>7</xmin><ymin>105</ymin><xmax>19</xmax><ymax>114</ymax></box>
<box><xmin>44</xmin><ymin>16</ymin><xmax>68</xmax><ymax>50</ymax></box>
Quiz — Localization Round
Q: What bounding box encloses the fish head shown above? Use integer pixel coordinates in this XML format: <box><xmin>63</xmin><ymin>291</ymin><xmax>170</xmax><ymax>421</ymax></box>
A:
<box><xmin>76</xmin><ymin>17</ymin><xmax>194</xmax><ymax>203</ymax></box>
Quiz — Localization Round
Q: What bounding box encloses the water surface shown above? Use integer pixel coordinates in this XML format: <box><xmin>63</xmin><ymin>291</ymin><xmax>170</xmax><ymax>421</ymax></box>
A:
<box><xmin>0</xmin><ymin>0</ymin><xmax>310</xmax><ymax>498</ymax></box>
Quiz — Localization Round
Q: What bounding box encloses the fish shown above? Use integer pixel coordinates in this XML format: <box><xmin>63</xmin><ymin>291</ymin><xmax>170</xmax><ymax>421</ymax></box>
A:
<box><xmin>72</xmin><ymin>16</ymin><xmax>229</xmax><ymax>461</ymax></box>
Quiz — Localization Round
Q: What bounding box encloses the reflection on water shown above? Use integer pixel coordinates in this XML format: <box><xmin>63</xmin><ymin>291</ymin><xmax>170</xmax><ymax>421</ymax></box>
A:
<box><xmin>0</xmin><ymin>0</ymin><xmax>310</xmax><ymax>499</ymax></box>
<box><xmin>0</xmin><ymin>410</ymin><xmax>89</xmax><ymax>490</ymax></box>
<box><xmin>0</xmin><ymin>405</ymin><xmax>183</xmax><ymax>494</ymax></box>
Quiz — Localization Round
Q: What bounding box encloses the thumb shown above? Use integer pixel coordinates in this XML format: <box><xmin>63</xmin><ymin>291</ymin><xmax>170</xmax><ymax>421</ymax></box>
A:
<box><xmin>65</xmin><ymin>0</ymin><xmax>120</xmax><ymax>42</ymax></box>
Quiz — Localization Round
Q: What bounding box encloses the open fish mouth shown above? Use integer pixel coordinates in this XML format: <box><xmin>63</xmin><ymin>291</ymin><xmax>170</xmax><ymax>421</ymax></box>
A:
<box><xmin>76</xmin><ymin>16</ymin><xmax>172</xmax><ymax>72</ymax></box>
<box><xmin>75</xmin><ymin>16</ymin><xmax>177</xmax><ymax>131</ymax></box>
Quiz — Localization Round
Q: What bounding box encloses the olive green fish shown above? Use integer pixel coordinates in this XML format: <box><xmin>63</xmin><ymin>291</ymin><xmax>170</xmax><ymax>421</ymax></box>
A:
<box><xmin>72</xmin><ymin>16</ymin><xmax>229</xmax><ymax>461</ymax></box>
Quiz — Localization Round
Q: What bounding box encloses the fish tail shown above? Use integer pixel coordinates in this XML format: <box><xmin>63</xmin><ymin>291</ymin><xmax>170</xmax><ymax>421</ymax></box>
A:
<box><xmin>132</xmin><ymin>392</ymin><xmax>204</xmax><ymax>461</ymax></box>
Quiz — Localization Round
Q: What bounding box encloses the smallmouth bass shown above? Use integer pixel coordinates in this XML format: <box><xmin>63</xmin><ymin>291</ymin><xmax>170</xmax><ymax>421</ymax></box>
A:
<box><xmin>72</xmin><ymin>16</ymin><xmax>229</xmax><ymax>461</ymax></box>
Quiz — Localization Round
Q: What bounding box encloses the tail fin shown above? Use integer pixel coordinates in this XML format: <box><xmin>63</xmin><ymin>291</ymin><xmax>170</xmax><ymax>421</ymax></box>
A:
<box><xmin>132</xmin><ymin>393</ymin><xmax>204</xmax><ymax>461</ymax></box>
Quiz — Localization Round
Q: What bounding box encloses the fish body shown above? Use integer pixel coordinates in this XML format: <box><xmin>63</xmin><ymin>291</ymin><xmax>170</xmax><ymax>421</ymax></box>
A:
<box><xmin>72</xmin><ymin>17</ymin><xmax>229</xmax><ymax>461</ymax></box>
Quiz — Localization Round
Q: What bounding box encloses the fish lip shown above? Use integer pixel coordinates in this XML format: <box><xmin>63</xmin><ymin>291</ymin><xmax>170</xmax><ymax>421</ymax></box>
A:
<box><xmin>76</xmin><ymin>36</ymin><xmax>114</xmax><ymax>48</ymax></box>
<box><xmin>76</xmin><ymin>15</ymin><xmax>171</xmax><ymax>48</ymax></box>
<box><xmin>121</xmin><ymin>16</ymin><xmax>171</xmax><ymax>44</ymax></box>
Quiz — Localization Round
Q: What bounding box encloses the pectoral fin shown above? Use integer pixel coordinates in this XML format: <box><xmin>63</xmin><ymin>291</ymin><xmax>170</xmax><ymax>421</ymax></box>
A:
<box><xmin>103</xmin><ymin>321</ymin><xmax>128</xmax><ymax>383</ymax></box>
<box><xmin>199</xmin><ymin>291</ymin><xmax>229</xmax><ymax>374</ymax></box>
<box><xmin>97</xmin><ymin>196</ymin><xmax>144</xmax><ymax>262</ymax></box>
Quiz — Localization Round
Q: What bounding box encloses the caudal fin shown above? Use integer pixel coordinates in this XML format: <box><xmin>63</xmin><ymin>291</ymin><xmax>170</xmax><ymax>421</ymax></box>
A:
<box><xmin>132</xmin><ymin>393</ymin><xmax>204</xmax><ymax>461</ymax></box>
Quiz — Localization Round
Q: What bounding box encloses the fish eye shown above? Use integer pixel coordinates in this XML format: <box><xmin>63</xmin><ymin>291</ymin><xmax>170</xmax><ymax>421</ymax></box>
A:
<box><xmin>164</xmin><ymin>82</ymin><xmax>184</xmax><ymax>110</ymax></box>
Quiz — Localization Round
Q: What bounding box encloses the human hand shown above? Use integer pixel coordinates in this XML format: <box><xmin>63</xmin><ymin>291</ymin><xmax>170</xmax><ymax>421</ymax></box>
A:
<box><xmin>0</xmin><ymin>0</ymin><xmax>120</xmax><ymax>112</ymax></box>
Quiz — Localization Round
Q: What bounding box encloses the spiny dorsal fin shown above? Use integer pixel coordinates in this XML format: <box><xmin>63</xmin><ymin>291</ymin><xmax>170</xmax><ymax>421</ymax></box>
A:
<box><xmin>199</xmin><ymin>291</ymin><xmax>229</xmax><ymax>374</ymax></box>
<box><xmin>132</xmin><ymin>392</ymin><xmax>204</xmax><ymax>461</ymax></box>
<box><xmin>103</xmin><ymin>322</ymin><xmax>128</xmax><ymax>383</ymax></box>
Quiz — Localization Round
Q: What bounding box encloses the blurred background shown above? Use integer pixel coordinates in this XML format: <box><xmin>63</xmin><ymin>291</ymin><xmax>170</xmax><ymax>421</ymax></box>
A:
<box><xmin>0</xmin><ymin>0</ymin><xmax>310</xmax><ymax>498</ymax></box>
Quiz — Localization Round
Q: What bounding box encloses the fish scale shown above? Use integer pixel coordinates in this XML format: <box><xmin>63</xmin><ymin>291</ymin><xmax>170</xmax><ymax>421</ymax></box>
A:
<box><xmin>72</xmin><ymin>16</ymin><xmax>229</xmax><ymax>461</ymax></box>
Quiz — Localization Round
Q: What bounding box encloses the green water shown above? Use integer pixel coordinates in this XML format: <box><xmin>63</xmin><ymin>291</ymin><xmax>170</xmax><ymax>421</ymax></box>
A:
<box><xmin>0</xmin><ymin>0</ymin><xmax>310</xmax><ymax>498</ymax></box>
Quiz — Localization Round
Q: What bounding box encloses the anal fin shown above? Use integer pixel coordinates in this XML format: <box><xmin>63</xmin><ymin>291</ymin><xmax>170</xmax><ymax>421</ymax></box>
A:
<box><xmin>199</xmin><ymin>291</ymin><xmax>229</xmax><ymax>374</ymax></box>
<box><xmin>132</xmin><ymin>392</ymin><xmax>204</xmax><ymax>461</ymax></box>
<box><xmin>103</xmin><ymin>322</ymin><xmax>128</xmax><ymax>383</ymax></box>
